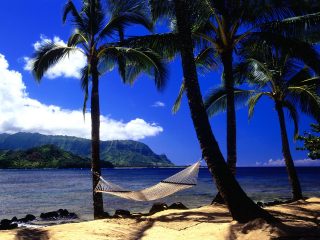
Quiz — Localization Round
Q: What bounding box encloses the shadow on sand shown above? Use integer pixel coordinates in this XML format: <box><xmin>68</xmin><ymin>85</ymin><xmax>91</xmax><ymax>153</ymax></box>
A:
<box><xmin>15</xmin><ymin>228</ymin><xmax>49</xmax><ymax>240</ymax></box>
<box><xmin>128</xmin><ymin>208</ymin><xmax>232</xmax><ymax>240</ymax></box>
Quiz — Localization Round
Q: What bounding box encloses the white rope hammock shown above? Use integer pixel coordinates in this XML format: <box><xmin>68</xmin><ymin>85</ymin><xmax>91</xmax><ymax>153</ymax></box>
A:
<box><xmin>94</xmin><ymin>160</ymin><xmax>201</xmax><ymax>201</ymax></box>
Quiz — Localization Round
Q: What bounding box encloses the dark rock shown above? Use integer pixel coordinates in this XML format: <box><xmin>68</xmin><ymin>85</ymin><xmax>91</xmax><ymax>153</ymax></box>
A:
<box><xmin>58</xmin><ymin>209</ymin><xmax>69</xmax><ymax>217</ymax></box>
<box><xmin>0</xmin><ymin>219</ymin><xmax>12</xmax><ymax>226</ymax></box>
<box><xmin>18</xmin><ymin>218</ymin><xmax>27</xmax><ymax>223</ymax></box>
<box><xmin>256</xmin><ymin>201</ymin><xmax>264</xmax><ymax>207</ymax></box>
<box><xmin>264</xmin><ymin>200</ymin><xmax>283</xmax><ymax>206</ymax></box>
<box><xmin>40</xmin><ymin>210</ymin><xmax>78</xmax><ymax>220</ymax></box>
<box><xmin>68</xmin><ymin>212</ymin><xmax>78</xmax><ymax>219</ymax></box>
<box><xmin>0</xmin><ymin>223</ymin><xmax>17</xmax><ymax>230</ymax></box>
<box><xmin>149</xmin><ymin>203</ymin><xmax>168</xmax><ymax>215</ymax></box>
<box><xmin>40</xmin><ymin>211</ymin><xmax>59</xmax><ymax>219</ymax></box>
<box><xmin>114</xmin><ymin>209</ymin><xmax>131</xmax><ymax>217</ymax></box>
<box><xmin>25</xmin><ymin>214</ymin><xmax>36</xmax><ymax>221</ymax></box>
<box><xmin>18</xmin><ymin>214</ymin><xmax>36</xmax><ymax>223</ymax></box>
<box><xmin>168</xmin><ymin>202</ymin><xmax>188</xmax><ymax>210</ymax></box>
<box><xmin>11</xmin><ymin>217</ymin><xmax>18</xmax><ymax>222</ymax></box>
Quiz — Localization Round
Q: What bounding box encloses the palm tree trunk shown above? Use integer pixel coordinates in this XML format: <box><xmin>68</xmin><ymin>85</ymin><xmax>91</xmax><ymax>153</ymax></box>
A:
<box><xmin>275</xmin><ymin>102</ymin><xmax>303</xmax><ymax>200</ymax></box>
<box><xmin>223</xmin><ymin>50</ymin><xmax>237</xmax><ymax>176</ymax></box>
<box><xmin>91</xmin><ymin>65</ymin><xmax>104</xmax><ymax>219</ymax></box>
<box><xmin>212</xmin><ymin>50</ymin><xmax>237</xmax><ymax>204</ymax></box>
<box><xmin>173</xmin><ymin>0</ymin><xmax>274</xmax><ymax>223</ymax></box>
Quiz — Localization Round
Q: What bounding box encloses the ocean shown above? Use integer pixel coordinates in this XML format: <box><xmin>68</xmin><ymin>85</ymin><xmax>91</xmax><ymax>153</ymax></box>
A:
<box><xmin>0</xmin><ymin>167</ymin><xmax>319</xmax><ymax>221</ymax></box>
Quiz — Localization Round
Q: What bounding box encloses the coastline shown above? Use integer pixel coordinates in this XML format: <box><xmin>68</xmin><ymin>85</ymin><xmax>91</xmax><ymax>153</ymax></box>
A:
<box><xmin>0</xmin><ymin>197</ymin><xmax>319</xmax><ymax>240</ymax></box>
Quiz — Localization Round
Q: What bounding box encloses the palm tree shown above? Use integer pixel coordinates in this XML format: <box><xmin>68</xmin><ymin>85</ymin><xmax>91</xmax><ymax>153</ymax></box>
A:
<box><xmin>238</xmin><ymin>46</ymin><xmax>320</xmax><ymax>200</ymax></box>
<box><xmin>29</xmin><ymin>0</ymin><xmax>167</xmax><ymax>219</ymax></box>
<box><xmin>161</xmin><ymin>0</ymin><xmax>275</xmax><ymax>222</ymax></box>
<box><xmin>171</xmin><ymin>0</ymin><xmax>320</xmax><ymax>203</ymax></box>
<box><xmin>175</xmin><ymin>0</ymin><xmax>320</xmax><ymax>203</ymax></box>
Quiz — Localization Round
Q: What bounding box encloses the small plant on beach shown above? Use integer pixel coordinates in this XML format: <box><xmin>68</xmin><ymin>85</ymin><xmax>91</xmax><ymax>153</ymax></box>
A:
<box><xmin>29</xmin><ymin>0</ymin><xmax>167</xmax><ymax>219</ymax></box>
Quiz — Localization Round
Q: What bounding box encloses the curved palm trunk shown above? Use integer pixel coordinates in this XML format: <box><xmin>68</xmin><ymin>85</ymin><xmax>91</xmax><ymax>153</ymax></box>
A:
<box><xmin>212</xmin><ymin>50</ymin><xmax>237</xmax><ymax>204</ymax></box>
<box><xmin>174</xmin><ymin>0</ymin><xmax>274</xmax><ymax>223</ymax></box>
<box><xmin>91</xmin><ymin>65</ymin><xmax>104</xmax><ymax>219</ymax></box>
<box><xmin>275</xmin><ymin>102</ymin><xmax>303</xmax><ymax>200</ymax></box>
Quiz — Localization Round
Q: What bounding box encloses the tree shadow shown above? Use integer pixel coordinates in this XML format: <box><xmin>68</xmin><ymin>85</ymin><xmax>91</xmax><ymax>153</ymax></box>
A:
<box><xmin>268</xmin><ymin>208</ymin><xmax>319</xmax><ymax>226</ymax></box>
<box><xmin>15</xmin><ymin>228</ymin><xmax>49</xmax><ymax>240</ymax></box>
<box><xmin>152</xmin><ymin>210</ymin><xmax>232</xmax><ymax>224</ymax></box>
<box><xmin>127</xmin><ymin>209</ymin><xmax>232</xmax><ymax>239</ymax></box>
<box><xmin>128</xmin><ymin>219</ymin><xmax>155</xmax><ymax>240</ymax></box>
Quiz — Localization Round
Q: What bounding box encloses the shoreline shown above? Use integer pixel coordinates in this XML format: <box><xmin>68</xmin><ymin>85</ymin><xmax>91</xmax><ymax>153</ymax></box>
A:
<box><xmin>0</xmin><ymin>197</ymin><xmax>319</xmax><ymax>239</ymax></box>
<box><xmin>1</xmin><ymin>166</ymin><xmax>320</xmax><ymax>170</ymax></box>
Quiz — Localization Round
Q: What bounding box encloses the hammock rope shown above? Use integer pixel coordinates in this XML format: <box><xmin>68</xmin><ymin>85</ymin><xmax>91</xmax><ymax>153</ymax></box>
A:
<box><xmin>94</xmin><ymin>160</ymin><xmax>201</xmax><ymax>201</ymax></box>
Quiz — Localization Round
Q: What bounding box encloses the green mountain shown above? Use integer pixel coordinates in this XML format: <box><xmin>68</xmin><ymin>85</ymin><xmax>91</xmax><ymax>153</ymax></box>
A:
<box><xmin>0</xmin><ymin>144</ymin><xmax>113</xmax><ymax>169</ymax></box>
<box><xmin>0</xmin><ymin>132</ymin><xmax>174</xmax><ymax>167</ymax></box>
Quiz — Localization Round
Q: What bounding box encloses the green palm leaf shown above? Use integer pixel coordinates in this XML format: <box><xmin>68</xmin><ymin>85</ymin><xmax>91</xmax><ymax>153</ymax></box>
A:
<box><xmin>31</xmin><ymin>42</ymin><xmax>79</xmax><ymax>80</ymax></box>
<box><xmin>204</xmin><ymin>86</ymin><xmax>253</xmax><ymax>117</ymax></box>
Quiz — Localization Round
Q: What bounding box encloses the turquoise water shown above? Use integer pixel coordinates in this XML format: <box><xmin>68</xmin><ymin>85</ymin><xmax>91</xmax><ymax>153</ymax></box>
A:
<box><xmin>0</xmin><ymin>167</ymin><xmax>319</xmax><ymax>220</ymax></box>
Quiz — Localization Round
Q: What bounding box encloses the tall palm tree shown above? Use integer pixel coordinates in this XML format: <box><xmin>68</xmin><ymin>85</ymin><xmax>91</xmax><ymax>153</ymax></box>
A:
<box><xmin>191</xmin><ymin>0</ymin><xmax>320</xmax><ymax>203</ymax></box>
<box><xmin>159</xmin><ymin>0</ymin><xmax>274</xmax><ymax>222</ymax></box>
<box><xmin>29</xmin><ymin>0</ymin><xmax>167</xmax><ymax>219</ymax></box>
<box><xmin>172</xmin><ymin>0</ymin><xmax>320</xmax><ymax>202</ymax></box>
<box><xmin>238</xmin><ymin>46</ymin><xmax>320</xmax><ymax>200</ymax></box>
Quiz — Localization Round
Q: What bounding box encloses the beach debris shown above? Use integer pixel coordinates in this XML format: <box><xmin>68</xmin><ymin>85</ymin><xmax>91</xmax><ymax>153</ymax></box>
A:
<box><xmin>40</xmin><ymin>209</ymin><xmax>78</xmax><ymax>220</ymax></box>
<box><xmin>168</xmin><ymin>202</ymin><xmax>188</xmax><ymax>210</ymax></box>
<box><xmin>0</xmin><ymin>219</ymin><xmax>18</xmax><ymax>230</ymax></box>
<box><xmin>149</xmin><ymin>203</ymin><xmax>168</xmax><ymax>215</ymax></box>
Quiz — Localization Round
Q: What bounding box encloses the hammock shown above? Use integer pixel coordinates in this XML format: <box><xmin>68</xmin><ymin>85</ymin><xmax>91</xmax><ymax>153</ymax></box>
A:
<box><xmin>94</xmin><ymin>160</ymin><xmax>201</xmax><ymax>201</ymax></box>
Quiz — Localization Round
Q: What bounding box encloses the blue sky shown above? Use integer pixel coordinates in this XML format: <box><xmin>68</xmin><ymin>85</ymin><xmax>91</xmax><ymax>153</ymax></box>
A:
<box><xmin>0</xmin><ymin>0</ymin><xmax>318</xmax><ymax>166</ymax></box>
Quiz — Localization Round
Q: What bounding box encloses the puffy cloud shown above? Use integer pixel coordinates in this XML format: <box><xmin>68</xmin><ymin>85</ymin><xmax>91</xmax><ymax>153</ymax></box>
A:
<box><xmin>24</xmin><ymin>35</ymin><xmax>86</xmax><ymax>79</ymax></box>
<box><xmin>0</xmin><ymin>54</ymin><xmax>163</xmax><ymax>140</ymax></box>
<box><xmin>256</xmin><ymin>158</ymin><xmax>320</xmax><ymax>167</ymax></box>
<box><xmin>152</xmin><ymin>101</ymin><xmax>165</xmax><ymax>108</ymax></box>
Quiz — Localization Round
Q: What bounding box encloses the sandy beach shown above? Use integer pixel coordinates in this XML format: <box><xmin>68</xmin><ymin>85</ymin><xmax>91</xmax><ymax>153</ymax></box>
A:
<box><xmin>0</xmin><ymin>197</ymin><xmax>319</xmax><ymax>240</ymax></box>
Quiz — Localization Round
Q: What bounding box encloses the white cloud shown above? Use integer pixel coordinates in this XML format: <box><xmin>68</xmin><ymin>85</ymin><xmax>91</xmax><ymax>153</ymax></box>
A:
<box><xmin>152</xmin><ymin>101</ymin><xmax>165</xmax><ymax>108</ymax></box>
<box><xmin>0</xmin><ymin>54</ymin><xmax>163</xmax><ymax>140</ymax></box>
<box><xmin>24</xmin><ymin>35</ymin><xmax>86</xmax><ymax>79</ymax></box>
<box><xmin>256</xmin><ymin>158</ymin><xmax>320</xmax><ymax>167</ymax></box>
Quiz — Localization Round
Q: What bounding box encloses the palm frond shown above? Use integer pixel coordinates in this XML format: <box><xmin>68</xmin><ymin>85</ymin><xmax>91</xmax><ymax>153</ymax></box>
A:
<box><xmin>98</xmin><ymin>12</ymin><xmax>152</xmax><ymax>40</ymax></box>
<box><xmin>80</xmin><ymin>65</ymin><xmax>90</xmax><ymax>118</ymax></box>
<box><xmin>248</xmin><ymin>92</ymin><xmax>270</xmax><ymax>119</ymax></box>
<box><xmin>148</xmin><ymin>0</ymin><xmax>175</xmax><ymax>21</ymax></box>
<box><xmin>172</xmin><ymin>81</ymin><xmax>185</xmax><ymax>114</ymax></box>
<box><xmin>98</xmin><ymin>46</ymin><xmax>167</xmax><ymax>90</ymax></box>
<box><xmin>195</xmin><ymin>47</ymin><xmax>218</xmax><ymax>74</ymax></box>
<box><xmin>83</xmin><ymin>0</ymin><xmax>105</xmax><ymax>36</ymax></box>
<box><xmin>286</xmin><ymin>66</ymin><xmax>313</xmax><ymax>86</ymax></box>
<box><xmin>288</xmin><ymin>85</ymin><xmax>320</xmax><ymax>121</ymax></box>
<box><xmin>67</xmin><ymin>29</ymin><xmax>89</xmax><ymax>48</ymax></box>
<box><xmin>120</xmin><ymin>33</ymin><xmax>180</xmax><ymax>60</ymax></box>
<box><xmin>244</xmin><ymin>32</ymin><xmax>320</xmax><ymax>74</ymax></box>
<box><xmin>31</xmin><ymin>41</ymin><xmax>79</xmax><ymax>80</ymax></box>
<box><xmin>261</xmin><ymin>12</ymin><xmax>320</xmax><ymax>43</ymax></box>
<box><xmin>204</xmin><ymin>86</ymin><xmax>253</xmax><ymax>117</ymax></box>
<box><xmin>63</xmin><ymin>0</ymin><xmax>86</xmax><ymax>31</ymax></box>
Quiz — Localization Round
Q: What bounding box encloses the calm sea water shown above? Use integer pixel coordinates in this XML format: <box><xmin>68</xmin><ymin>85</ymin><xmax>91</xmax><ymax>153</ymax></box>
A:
<box><xmin>0</xmin><ymin>167</ymin><xmax>319</xmax><ymax>221</ymax></box>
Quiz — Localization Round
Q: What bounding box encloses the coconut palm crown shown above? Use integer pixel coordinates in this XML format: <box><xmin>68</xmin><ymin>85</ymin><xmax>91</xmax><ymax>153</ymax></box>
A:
<box><xmin>236</xmin><ymin>45</ymin><xmax>319</xmax><ymax>200</ymax></box>
<box><xmin>29</xmin><ymin>0</ymin><xmax>167</xmax><ymax>218</ymax></box>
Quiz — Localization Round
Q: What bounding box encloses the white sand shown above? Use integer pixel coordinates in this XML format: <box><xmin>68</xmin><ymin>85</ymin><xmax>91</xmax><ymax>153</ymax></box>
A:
<box><xmin>1</xmin><ymin>197</ymin><xmax>319</xmax><ymax>240</ymax></box>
